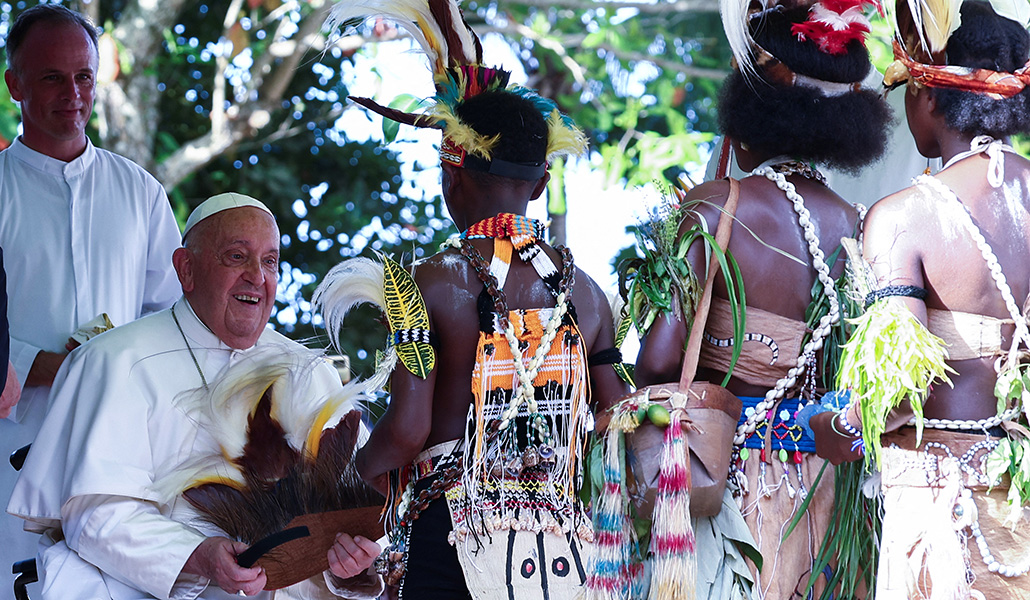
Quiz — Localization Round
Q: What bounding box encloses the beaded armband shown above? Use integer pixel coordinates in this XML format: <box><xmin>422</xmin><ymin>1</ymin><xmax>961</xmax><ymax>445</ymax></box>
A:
<box><xmin>863</xmin><ymin>284</ymin><xmax>928</xmax><ymax>308</ymax></box>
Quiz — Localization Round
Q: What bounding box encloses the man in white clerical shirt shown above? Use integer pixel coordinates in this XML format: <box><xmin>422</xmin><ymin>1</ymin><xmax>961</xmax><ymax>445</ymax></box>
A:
<box><xmin>7</xmin><ymin>194</ymin><xmax>383</xmax><ymax>600</ymax></box>
<box><xmin>0</xmin><ymin>4</ymin><xmax>182</xmax><ymax>585</ymax></box>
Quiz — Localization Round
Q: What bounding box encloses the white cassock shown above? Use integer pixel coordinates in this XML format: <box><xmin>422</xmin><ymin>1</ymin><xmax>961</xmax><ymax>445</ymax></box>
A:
<box><xmin>0</xmin><ymin>136</ymin><xmax>182</xmax><ymax>587</ymax></box>
<box><xmin>7</xmin><ymin>298</ymin><xmax>379</xmax><ymax>600</ymax></box>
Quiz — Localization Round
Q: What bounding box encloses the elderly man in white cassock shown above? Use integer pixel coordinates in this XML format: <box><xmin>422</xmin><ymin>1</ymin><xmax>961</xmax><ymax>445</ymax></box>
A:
<box><xmin>6</xmin><ymin>194</ymin><xmax>383</xmax><ymax>600</ymax></box>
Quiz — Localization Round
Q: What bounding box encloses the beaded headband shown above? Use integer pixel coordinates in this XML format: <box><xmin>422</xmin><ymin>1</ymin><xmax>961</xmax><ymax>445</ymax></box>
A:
<box><xmin>325</xmin><ymin>0</ymin><xmax>587</xmax><ymax>181</ymax></box>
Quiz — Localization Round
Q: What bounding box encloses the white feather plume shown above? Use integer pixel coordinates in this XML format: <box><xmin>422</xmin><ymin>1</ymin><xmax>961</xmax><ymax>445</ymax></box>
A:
<box><xmin>325</xmin><ymin>0</ymin><xmax>447</xmax><ymax>72</ymax></box>
<box><xmin>889</xmin><ymin>0</ymin><xmax>962</xmax><ymax>56</ymax></box>
<box><xmin>365</xmin><ymin>345</ymin><xmax>398</xmax><ymax>394</ymax></box>
<box><xmin>442</xmin><ymin>0</ymin><xmax>478</xmax><ymax>64</ymax></box>
<box><xmin>151</xmin><ymin>452</ymin><xmax>246</xmax><ymax>504</ymax></box>
<box><xmin>172</xmin><ymin>345</ymin><xmax>303</xmax><ymax>460</ymax></box>
<box><xmin>151</xmin><ymin>345</ymin><xmax>370</xmax><ymax>502</ymax></box>
<box><xmin>721</xmin><ymin>0</ymin><xmax>761</xmax><ymax>80</ymax></box>
<box><xmin>313</xmin><ymin>257</ymin><xmax>387</xmax><ymax>355</ymax></box>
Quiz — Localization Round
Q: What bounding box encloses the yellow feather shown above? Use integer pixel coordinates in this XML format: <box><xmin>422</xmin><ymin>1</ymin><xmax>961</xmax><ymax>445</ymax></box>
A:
<box><xmin>545</xmin><ymin>109</ymin><xmax>588</xmax><ymax>160</ymax></box>
<box><xmin>191</xmin><ymin>475</ymin><xmax>246</xmax><ymax>491</ymax></box>
<box><xmin>892</xmin><ymin>0</ymin><xmax>962</xmax><ymax>56</ymax></box>
<box><xmin>919</xmin><ymin>0</ymin><xmax>961</xmax><ymax>54</ymax></box>
<box><xmin>431</xmin><ymin>103</ymin><xmax>501</xmax><ymax>159</ymax></box>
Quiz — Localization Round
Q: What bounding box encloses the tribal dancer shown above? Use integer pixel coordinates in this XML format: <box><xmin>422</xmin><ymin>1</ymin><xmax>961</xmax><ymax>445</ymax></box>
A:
<box><xmin>812</xmin><ymin>1</ymin><xmax>1030</xmax><ymax>598</ymax></box>
<box><xmin>629</xmin><ymin>0</ymin><xmax>891</xmax><ymax>597</ymax></box>
<box><xmin>316</xmin><ymin>2</ymin><xmax>628</xmax><ymax>598</ymax></box>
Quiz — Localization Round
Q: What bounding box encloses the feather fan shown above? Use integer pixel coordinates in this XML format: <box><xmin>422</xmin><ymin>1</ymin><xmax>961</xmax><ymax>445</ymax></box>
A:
<box><xmin>151</xmin><ymin>346</ymin><xmax>383</xmax><ymax>547</ymax></box>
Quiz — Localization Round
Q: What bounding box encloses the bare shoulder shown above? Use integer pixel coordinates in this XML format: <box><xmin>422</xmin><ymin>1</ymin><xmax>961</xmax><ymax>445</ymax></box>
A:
<box><xmin>411</xmin><ymin>248</ymin><xmax>473</xmax><ymax>289</ymax></box>
<box><xmin>864</xmin><ymin>185</ymin><xmax>931</xmax><ymax>248</ymax></box>
<box><xmin>678</xmin><ymin>179</ymin><xmax>733</xmax><ymax>234</ymax></box>
<box><xmin>571</xmin><ymin>267</ymin><xmax>610</xmax><ymax>313</ymax></box>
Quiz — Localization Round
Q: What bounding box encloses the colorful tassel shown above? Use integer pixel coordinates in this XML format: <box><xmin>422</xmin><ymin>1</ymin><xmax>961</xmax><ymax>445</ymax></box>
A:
<box><xmin>584</xmin><ymin>414</ymin><xmax>636</xmax><ymax>599</ymax></box>
<box><xmin>647</xmin><ymin>405</ymin><xmax>696</xmax><ymax>600</ymax></box>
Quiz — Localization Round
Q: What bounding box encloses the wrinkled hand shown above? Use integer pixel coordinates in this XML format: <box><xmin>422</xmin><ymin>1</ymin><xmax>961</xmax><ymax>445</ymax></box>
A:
<box><xmin>65</xmin><ymin>336</ymin><xmax>81</xmax><ymax>353</ymax></box>
<box><xmin>182</xmin><ymin>537</ymin><xmax>266</xmax><ymax>596</ymax></box>
<box><xmin>0</xmin><ymin>361</ymin><xmax>21</xmax><ymax>419</ymax></box>
<box><xmin>327</xmin><ymin>533</ymin><xmax>381</xmax><ymax>580</ymax></box>
<box><xmin>811</xmin><ymin>412</ymin><xmax>864</xmax><ymax>466</ymax></box>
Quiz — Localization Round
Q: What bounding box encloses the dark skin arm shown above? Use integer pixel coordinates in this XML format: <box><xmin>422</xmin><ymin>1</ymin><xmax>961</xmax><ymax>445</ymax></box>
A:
<box><xmin>812</xmin><ymin>189</ymin><xmax>927</xmax><ymax>465</ymax></box>
<box><xmin>577</xmin><ymin>270</ymin><xmax>631</xmax><ymax>418</ymax></box>
<box><xmin>25</xmin><ymin>337</ymin><xmax>80</xmax><ymax>387</ymax></box>
<box><xmin>354</xmin><ymin>255</ymin><xmax>471</xmax><ymax>495</ymax></box>
<box><xmin>634</xmin><ymin>180</ymin><xmax>725</xmax><ymax>387</ymax></box>
<box><xmin>354</xmin><ymin>349</ymin><xmax>436</xmax><ymax>496</ymax></box>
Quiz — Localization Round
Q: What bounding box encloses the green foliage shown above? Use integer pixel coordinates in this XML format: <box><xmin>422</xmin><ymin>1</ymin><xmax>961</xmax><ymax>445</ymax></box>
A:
<box><xmin>619</xmin><ymin>194</ymin><xmax>746</xmax><ymax>385</ymax></box>
<box><xmin>984</xmin><ymin>364</ymin><xmax>1030</xmax><ymax>516</ymax></box>
<box><xmin>986</xmin><ymin>432</ymin><xmax>1030</xmax><ymax>524</ymax></box>
<box><xmin>803</xmin><ymin>461</ymin><xmax>881</xmax><ymax>600</ymax></box>
<box><xmin>466</xmin><ymin>1</ymin><xmax>731</xmax><ymax>197</ymax></box>
<box><xmin>837</xmin><ymin>299</ymin><xmax>955</xmax><ymax>468</ymax></box>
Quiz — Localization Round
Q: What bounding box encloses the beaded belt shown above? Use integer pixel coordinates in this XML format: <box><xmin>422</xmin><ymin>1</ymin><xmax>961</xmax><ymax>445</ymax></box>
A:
<box><xmin>737</xmin><ymin>396</ymin><xmax>816</xmax><ymax>459</ymax></box>
<box><xmin>412</xmin><ymin>439</ymin><xmax>462</xmax><ymax>481</ymax></box>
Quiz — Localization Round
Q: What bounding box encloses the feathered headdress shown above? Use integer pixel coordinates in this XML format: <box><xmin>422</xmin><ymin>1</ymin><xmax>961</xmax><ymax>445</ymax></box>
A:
<box><xmin>324</xmin><ymin>0</ymin><xmax>587</xmax><ymax>178</ymax></box>
<box><xmin>792</xmin><ymin>0</ymin><xmax>878</xmax><ymax>55</ymax></box>
<box><xmin>152</xmin><ymin>346</ymin><xmax>384</xmax><ymax>590</ymax></box>
<box><xmin>882</xmin><ymin>0</ymin><xmax>1030</xmax><ymax>98</ymax></box>
<box><xmin>721</xmin><ymin>0</ymin><xmax>877</xmax><ymax>89</ymax></box>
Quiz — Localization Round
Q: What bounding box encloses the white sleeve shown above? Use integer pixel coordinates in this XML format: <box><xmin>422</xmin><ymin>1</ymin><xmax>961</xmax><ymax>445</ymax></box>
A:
<box><xmin>8</xmin><ymin>335</ymin><xmax>39</xmax><ymax>390</ymax></box>
<box><xmin>63</xmin><ymin>494</ymin><xmax>209</xmax><ymax>600</ymax></box>
<box><xmin>324</xmin><ymin>568</ymin><xmax>385</xmax><ymax>600</ymax></box>
<box><xmin>141</xmin><ymin>183</ymin><xmax>182</xmax><ymax>316</ymax></box>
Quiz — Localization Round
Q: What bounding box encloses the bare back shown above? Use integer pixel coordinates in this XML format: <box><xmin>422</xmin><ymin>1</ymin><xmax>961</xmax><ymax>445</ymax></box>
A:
<box><xmin>637</xmin><ymin>174</ymin><xmax>860</xmax><ymax>396</ymax></box>
<box><xmin>864</xmin><ymin>152</ymin><xmax>1030</xmax><ymax>421</ymax></box>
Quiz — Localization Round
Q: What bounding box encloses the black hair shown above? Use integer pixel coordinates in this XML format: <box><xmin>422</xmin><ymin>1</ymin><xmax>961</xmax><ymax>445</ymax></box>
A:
<box><xmin>454</xmin><ymin>90</ymin><xmax>548</xmax><ymax>185</ymax></box>
<box><xmin>6</xmin><ymin>5</ymin><xmax>99</xmax><ymax>74</ymax></box>
<box><xmin>718</xmin><ymin>5</ymin><xmax>891</xmax><ymax>172</ymax></box>
<box><xmin>931</xmin><ymin>0</ymin><xmax>1030</xmax><ymax>137</ymax></box>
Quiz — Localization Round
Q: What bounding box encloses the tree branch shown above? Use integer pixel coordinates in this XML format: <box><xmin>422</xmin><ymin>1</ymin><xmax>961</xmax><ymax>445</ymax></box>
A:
<box><xmin>155</xmin><ymin>2</ymin><xmax>335</xmax><ymax>190</ymax></box>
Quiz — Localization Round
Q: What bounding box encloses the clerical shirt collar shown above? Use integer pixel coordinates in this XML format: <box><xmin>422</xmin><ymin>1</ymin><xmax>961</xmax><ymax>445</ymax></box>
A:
<box><xmin>175</xmin><ymin>297</ymin><xmax>236</xmax><ymax>352</ymax></box>
<box><xmin>8</xmin><ymin>136</ymin><xmax>96</xmax><ymax>179</ymax></box>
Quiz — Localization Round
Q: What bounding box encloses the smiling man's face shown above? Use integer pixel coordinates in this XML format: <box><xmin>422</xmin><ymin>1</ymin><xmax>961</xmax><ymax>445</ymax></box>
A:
<box><xmin>176</xmin><ymin>207</ymin><xmax>280</xmax><ymax>349</ymax></box>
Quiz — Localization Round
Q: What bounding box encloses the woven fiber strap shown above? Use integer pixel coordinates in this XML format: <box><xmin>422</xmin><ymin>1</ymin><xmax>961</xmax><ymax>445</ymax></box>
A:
<box><xmin>679</xmin><ymin>178</ymin><xmax>740</xmax><ymax>391</ymax></box>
